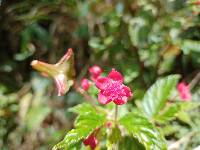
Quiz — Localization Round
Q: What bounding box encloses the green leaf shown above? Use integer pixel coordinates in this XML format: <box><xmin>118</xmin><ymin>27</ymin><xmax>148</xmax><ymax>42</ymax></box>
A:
<box><xmin>108</xmin><ymin>126</ymin><xmax>121</xmax><ymax>144</ymax></box>
<box><xmin>68</xmin><ymin>103</ymin><xmax>96</xmax><ymax>114</ymax></box>
<box><xmin>176</xmin><ymin>102</ymin><xmax>199</xmax><ymax>125</ymax></box>
<box><xmin>53</xmin><ymin>111</ymin><xmax>106</xmax><ymax>150</ymax></box>
<box><xmin>155</xmin><ymin>103</ymin><xmax>181</xmax><ymax>124</ymax></box>
<box><xmin>119</xmin><ymin>136</ymin><xmax>145</xmax><ymax>150</ymax></box>
<box><xmin>181</xmin><ymin>40</ymin><xmax>200</xmax><ymax>54</ymax></box>
<box><xmin>69</xmin><ymin>103</ymin><xmax>106</xmax><ymax>116</ymax></box>
<box><xmin>141</xmin><ymin>75</ymin><xmax>180</xmax><ymax>118</ymax></box>
<box><xmin>119</xmin><ymin>112</ymin><xmax>167</xmax><ymax>150</ymax></box>
<box><xmin>25</xmin><ymin>105</ymin><xmax>51</xmax><ymax>130</ymax></box>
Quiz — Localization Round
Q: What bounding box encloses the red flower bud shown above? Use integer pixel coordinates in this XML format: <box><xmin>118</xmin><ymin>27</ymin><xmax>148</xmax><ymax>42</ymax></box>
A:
<box><xmin>177</xmin><ymin>82</ymin><xmax>192</xmax><ymax>101</ymax></box>
<box><xmin>81</xmin><ymin>78</ymin><xmax>90</xmax><ymax>91</ymax></box>
<box><xmin>83</xmin><ymin>133</ymin><xmax>98</xmax><ymax>150</ymax></box>
<box><xmin>89</xmin><ymin>65</ymin><xmax>102</xmax><ymax>80</ymax></box>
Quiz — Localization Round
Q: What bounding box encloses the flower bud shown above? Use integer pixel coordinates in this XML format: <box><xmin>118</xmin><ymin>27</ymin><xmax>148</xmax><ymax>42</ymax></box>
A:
<box><xmin>89</xmin><ymin>65</ymin><xmax>102</xmax><ymax>80</ymax></box>
<box><xmin>81</xmin><ymin>78</ymin><xmax>90</xmax><ymax>91</ymax></box>
<box><xmin>177</xmin><ymin>82</ymin><xmax>192</xmax><ymax>101</ymax></box>
<box><xmin>83</xmin><ymin>133</ymin><xmax>98</xmax><ymax>149</ymax></box>
<box><xmin>31</xmin><ymin>48</ymin><xmax>75</xmax><ymax>96</ymax></box>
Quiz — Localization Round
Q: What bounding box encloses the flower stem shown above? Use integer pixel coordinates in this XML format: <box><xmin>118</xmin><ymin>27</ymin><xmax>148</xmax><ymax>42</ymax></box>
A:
<box><xmin>114</xmin><ymin>105</ymin><xmax>118</xmax><ymax>125</ymax></box>
<box><xmin>73</xmin><ymin>81</ymin><xmax>97</xmax><ymax>110</ymax></box>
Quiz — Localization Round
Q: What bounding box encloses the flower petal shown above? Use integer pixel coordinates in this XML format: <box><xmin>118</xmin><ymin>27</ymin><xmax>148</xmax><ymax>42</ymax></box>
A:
<box><xmin>108</xmin><ymin>69</ymin><xmax>123</xmax><ymax>82</ymax></box>
<box><xmin>98</xmin><ymin>92</ymin><xmax>112</xmax><ymax>104</ymax></box>
<box><xmin>123</xmin><ymin>85</ymin><xmax>133</xmax><ymax>97</ymax></box>
<box><xmin>181</xmin><ymin>92</ymin><xmax>192</xmax><ymax>101</ymax></box>
<box><xmin>177</xmin><ymin>82</ymin><xmax>192</xmax><ymax>101</ymax></box>
<box><xmin>113</xmin><ymin>96</ymin><xmax>128</xmax><ymax>105</ymax></box>
<box><xmin>95</xmin><ymin>77</ymin><xmax>110</xmax><ymax>90</ymax></box>
<box><xmin>54</xmin><ymin>74</ymin><xmax>68</xmax><ymax>96</ymax></box>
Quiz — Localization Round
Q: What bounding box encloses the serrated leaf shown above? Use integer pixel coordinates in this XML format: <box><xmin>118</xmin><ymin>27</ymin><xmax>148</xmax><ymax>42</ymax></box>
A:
<box><xmin>119</xmin><ymin>112</ymin><xmax>167</xmax><ymax>150</ymax></box>
<box><xmin>53</xmin><ymin>112</ymin><xmax>106</xmax><ymax>150</ymax></box>
<box><xmin>68</xmin><ymin>103</ymin><xmax>96</xmax><ymax>114</ymax></box>
<box><xmin>155</xmin><ymin>103</ymin><xmax>181</xmax><ymax>124</ymax></box>
<box><xmin>68</xmin><ymin>103</ymin><xmax>106</xmax><ymax>116</ymax></box>
<box><xmin>141</xmin><ymin>75</ymin><xmax>180</xmax><ymax>118</ymax></box>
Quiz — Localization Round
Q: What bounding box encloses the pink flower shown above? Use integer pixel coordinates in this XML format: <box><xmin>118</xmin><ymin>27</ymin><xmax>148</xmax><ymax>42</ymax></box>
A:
<box><xmin>95</xmin><ymin>69</ymin><xmax>132</xmax><ymax>105</ymax></box>
<box><xmin>31</xmin><ymin>48</ymin><xmax>75</xmax><ymax>96</ymax></box>
<box><xmin>83</xmin><ymin>133</ymin><xmax>98</xmax><ymax>150</ymax></box>
<box><xmin>89</xmin><ymin>65</ymin><xmax>102</xmax><ymax>80</ymax></box>
<box><xmin>81</xmin><ymin>78</ymin><xmax>90</xmax><ymax>91</ymax></box>
<box><xmin>177</xmin><ymin>82</ymin><xmax>192</xmax><ymax>101</ymax></box>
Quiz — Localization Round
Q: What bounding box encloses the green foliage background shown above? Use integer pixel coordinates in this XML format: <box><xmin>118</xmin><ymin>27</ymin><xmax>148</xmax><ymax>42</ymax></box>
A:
<box><xmin>0</xmin><ymin>0</ymin><xmax>200</xmax><ymax>149</ymax></box>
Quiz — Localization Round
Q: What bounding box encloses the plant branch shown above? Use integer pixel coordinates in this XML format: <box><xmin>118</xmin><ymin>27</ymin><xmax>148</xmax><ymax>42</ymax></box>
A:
<box><xmin>189</xmin><ymin>71</ymin><xmax>200</xmax><ymax>89</ymax></box>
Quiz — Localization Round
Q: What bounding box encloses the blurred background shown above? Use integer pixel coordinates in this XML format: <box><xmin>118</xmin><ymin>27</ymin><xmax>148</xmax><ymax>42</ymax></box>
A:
<box><xmin>0</xmin><ymin>0</ymin><xmax>200</xmax><ymax>149</ymax></box>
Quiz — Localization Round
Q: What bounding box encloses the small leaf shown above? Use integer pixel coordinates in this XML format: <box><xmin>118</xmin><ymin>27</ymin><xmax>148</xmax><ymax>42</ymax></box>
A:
<box><xmin>141</xmin><ymin>75</ymin><xmax>180</xmax><ymax>118</ymax></box>
<box><xmin>177</xmin><ymin>111</ymin><xmax>192</xmax><ymax>125</ymax></box>
<box><xmin>155</xmin><ymin>103</ymin><xmax>181</xmax><ymax>124</ymax></box>
<box><xmin>119</xmin><ymin>112</ymin><xmax>167</xmax><ymax>150</ymax></box>
<box><xmin>53</xmin><ymin>111</ymin><xmax>106</xmax><ymax>150</ymax></box>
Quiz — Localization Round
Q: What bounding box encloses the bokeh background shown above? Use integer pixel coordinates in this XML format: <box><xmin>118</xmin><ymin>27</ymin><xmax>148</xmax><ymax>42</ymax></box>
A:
<box><xmin>0</xmin><ymin>0</ymin><xmax>200</xmax><ymax>149</ymax></box>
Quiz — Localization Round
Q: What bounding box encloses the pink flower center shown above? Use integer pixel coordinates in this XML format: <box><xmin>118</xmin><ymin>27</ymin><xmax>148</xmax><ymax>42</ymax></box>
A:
<box><xmin>102</xmin><ymin>81</ymin><xmax>126</xmax><ymax>100</ymax></box>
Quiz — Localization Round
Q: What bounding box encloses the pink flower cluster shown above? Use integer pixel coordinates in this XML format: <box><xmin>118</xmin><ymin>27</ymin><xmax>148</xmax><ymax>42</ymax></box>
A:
<box><xmin>177</xmin><ymin>82</ymin><xmax>192</xmax><ymax>101</ymax></box>
<box><xmin>95</xmin><ymin>69</ymin><xmax>132</xmax><ymax>105</ymax></box>
<box><xmin>81</xmin><ymin>66</ymin><xmax>133</xmax><ymax>105</ymax></box>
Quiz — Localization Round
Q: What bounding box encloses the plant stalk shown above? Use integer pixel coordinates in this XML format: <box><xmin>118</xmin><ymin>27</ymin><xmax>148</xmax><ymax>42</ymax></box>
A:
<box><xmin>114</xmin><ymin>105</ymin><xmax>118</xmax><ymax>125</ymax></box>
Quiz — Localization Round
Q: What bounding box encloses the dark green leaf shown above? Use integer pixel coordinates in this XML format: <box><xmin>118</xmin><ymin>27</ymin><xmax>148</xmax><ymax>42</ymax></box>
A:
<box><xmin>119</xmin><ymin>136</ymin><xmax>145</xmax><ymax>150</ymax></box>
